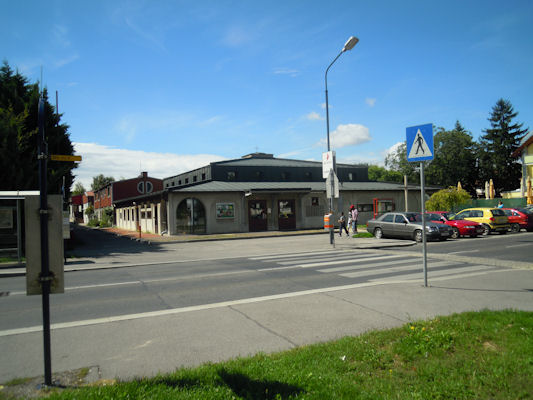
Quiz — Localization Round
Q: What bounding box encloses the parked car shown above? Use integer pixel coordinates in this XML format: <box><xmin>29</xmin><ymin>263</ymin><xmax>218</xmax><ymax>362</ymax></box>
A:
<box><xmin>366</xmin><ymin>212</ymin><xmax>452</xmax><ymax>242</ymax></box>
<box><xmin>501</xmin><ymin>208</ymin><xmax>533</xmax><ymax>232</ymax></box>
<box><xmin>451</xmin><ymin>207</ymin><xmax>509</xmax><ymax>235</ymax></box>
<box><xmin>426</xmin><ymin>212</ymin><xmax>484</xmax><ymax>238</ymax></box>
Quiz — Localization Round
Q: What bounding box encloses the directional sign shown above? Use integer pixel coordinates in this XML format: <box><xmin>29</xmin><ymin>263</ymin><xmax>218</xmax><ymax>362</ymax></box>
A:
<box><xmin>406</xmin><ymin>123</ymin><xmax>433</xmax><ymax>162</ymax></box>
<box><xmin>50</xmin><ymin>154</ymin><xmax>82</xmax><ymax>162</ymax></box>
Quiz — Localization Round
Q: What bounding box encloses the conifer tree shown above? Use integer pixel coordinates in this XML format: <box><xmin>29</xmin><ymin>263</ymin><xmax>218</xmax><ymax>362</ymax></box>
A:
<box><xmin>0</xmin><ymin>61</ymin><xmax>77</xmax><ymax>194</ymax></box>
<box><xmin>477</xmin><ymin>99</ymin><xmax>527</xmax><ymax>195</ymax></box>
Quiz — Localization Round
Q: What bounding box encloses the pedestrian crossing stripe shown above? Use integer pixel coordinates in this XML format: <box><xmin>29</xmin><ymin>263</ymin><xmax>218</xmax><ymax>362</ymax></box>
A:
<box><xmin>408</xmin><ymin>129</ymin><xmax>432</xmax><ymax>158</ymax></box>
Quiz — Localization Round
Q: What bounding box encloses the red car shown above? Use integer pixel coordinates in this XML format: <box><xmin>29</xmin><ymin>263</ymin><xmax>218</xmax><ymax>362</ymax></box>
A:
<box><xmin>501</xmin><ymin>208</ymin><xmax>533</xmax><ymax>233</ymax></box>
<box><xmin>426</xmin><ymin>212</ymin><xmax>484</xmax><ymax>239</ymax></box>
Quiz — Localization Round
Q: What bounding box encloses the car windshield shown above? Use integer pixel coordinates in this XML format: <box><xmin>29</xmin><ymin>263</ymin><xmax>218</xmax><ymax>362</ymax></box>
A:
<box><xmin>518</xmin><ymin>208</ymin><xmax>532</xmax><ymax>215</ymax></box>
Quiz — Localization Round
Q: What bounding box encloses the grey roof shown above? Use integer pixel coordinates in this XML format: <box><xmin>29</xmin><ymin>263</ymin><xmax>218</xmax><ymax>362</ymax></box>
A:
<box><xmin>213</xmin><ymin>157</ymin><xmax>362</xmax><ymax>168</ymax></box>
<box><xmin>170</xmin><ymin>181</ymin><xmax>440</xmax><ymax>193</ymax></box>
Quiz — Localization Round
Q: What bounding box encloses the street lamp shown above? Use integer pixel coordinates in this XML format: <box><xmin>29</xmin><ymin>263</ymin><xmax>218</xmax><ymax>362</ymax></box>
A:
<box><xmin>324</xmin><ymin>36</ymin><xmax>359</xmax><ymax>245</ymax></box>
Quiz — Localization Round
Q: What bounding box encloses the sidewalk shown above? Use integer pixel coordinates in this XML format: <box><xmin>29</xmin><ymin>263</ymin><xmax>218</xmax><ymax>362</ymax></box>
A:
<box><xmin>0</xmin><ymin>226</ymin><xmax>415</xmax><ymax>276</ymax></box>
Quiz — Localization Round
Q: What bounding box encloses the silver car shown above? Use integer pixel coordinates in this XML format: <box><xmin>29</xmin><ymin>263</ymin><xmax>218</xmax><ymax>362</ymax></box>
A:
<box><xmin>366</xmin><ymin>212</ymin><xmax>452</xmax><ymax>242</ymax></box>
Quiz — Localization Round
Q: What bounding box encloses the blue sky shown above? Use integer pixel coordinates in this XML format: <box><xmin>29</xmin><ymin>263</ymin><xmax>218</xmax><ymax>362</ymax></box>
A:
<box><xmin>2</xmin><ymin>1</ymin><xmax>532</xmax><ymax>189</ymax></box>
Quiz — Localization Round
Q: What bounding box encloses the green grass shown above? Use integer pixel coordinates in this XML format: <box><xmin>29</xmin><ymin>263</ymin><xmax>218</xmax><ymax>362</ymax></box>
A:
<box><xmin>0</xmin><ymin>257</ymin><xmax>24</xmax><ymax>264</ymax></box>
<box><xmin>4</xmin><ymin>310</ymin><xmax>533</xmax><ymax>399</ymax></box>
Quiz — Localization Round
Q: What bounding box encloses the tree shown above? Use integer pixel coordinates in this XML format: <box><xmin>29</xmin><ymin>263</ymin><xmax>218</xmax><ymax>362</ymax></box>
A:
<box><xmin>368</xmin><ymin>165</ymin><xmax>404</xmax><ymax>183</ymax></box>
<box><xmin>425</xmin><ymin>186</ymin><xmax>471</xmax><ymax>212</ymax></box>
<box><xmin>72</xmin><ymin>182</ymin><xmax>86</xmax><ymax>195</ymax></box>
<box><xmin>384</xmin><ymin>142</ymin><xmax>419</xmax><ymax>183</ymax></box>
<box><xmin>0</xmin><ymin>61</ymin><xmax>76</xmax><ymax>194</ymax></box>
<box><xmin>425</xmin><ymin>122</ymin><xmax>477</xmax><ymax>195</ymax></box>
<box><xmin>91</xmin><ymin>174</ymin><xmax>115</xmax><ymax>191</ymax></box>
<box><xmin>477</xmin><ymin>99</ymin><xmax>528</xmax><ymax>195</ymax></box>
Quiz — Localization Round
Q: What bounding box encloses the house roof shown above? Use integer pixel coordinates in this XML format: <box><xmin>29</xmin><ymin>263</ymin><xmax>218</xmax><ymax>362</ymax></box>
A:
<box><xmin>169</xmin><ymin>181</ymin><xmax>440</xmax><ymax>193</ymax></box>
<box><xmin>212</xmin><ymin>156</ymin><xmax>363</xmax><ymax>169</ymax></box>
<box><xmin>512</xmin><ymin>131</ymin><xmax>533</xmax><ymax>157</ymax></box>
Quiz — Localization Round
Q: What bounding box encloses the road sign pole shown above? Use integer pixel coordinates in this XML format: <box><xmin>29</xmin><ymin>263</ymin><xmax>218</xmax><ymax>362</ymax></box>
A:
<box><xmin>38</xmin><ymin>97</ymin><xmax>53</xmax><ymax>386</ymax></box>
<box><xmin>420</xmin><ymin>161</ymin><xmax>428</xmax><ymax>287</ymax></box>
<box><xmin>329</xmin><ymin>168</ymin><xmax>335</xmax><ymax>247</ymax></box>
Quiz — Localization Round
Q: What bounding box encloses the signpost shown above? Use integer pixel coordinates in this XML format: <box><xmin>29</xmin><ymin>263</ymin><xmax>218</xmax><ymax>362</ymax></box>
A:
<box><xmin>406</xmin><ymin>123</ymin><xmax>434</xmax><ymax>287</ymax></box>
<box><xmin>323</xmin><ymin>151</ymin><xmax>338</xmax><ymax>246</ymax></box>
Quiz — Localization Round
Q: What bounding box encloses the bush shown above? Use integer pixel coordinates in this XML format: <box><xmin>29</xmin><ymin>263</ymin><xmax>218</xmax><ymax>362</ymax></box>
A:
<box><xmin>426</xmin><ymin>186</ymin><xmax>471</xmax><ymax>212</ymax></box>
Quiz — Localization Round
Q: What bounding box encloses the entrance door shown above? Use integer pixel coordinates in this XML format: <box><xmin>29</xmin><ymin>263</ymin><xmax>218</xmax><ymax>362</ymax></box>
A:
<box><xmin>249</xmin><ymin>200</ymin><xmax>267</xmax><ymax>232</ymax></box>
<box><xmin>278</xmin><ymin>199</ymin><xmax>296</xmax><ymax>230</ymax></box>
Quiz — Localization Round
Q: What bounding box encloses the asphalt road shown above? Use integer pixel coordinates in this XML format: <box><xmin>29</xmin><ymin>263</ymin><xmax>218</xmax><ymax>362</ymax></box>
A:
<box><xmin>0</xmin><ymin>227</ymin><xmax>532</xmax><ymax>383</ymax></box>
<box><xmin>386</xmin><ymin>230</ymin><xmax>533</xmax><ymax>262</ymax></box>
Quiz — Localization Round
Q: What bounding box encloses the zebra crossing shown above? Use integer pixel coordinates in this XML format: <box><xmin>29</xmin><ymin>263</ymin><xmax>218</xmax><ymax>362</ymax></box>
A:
<box><xmin>250</xmin><ymin>250</ymin><xmax>499</xmax><ymax>283</ymax></box>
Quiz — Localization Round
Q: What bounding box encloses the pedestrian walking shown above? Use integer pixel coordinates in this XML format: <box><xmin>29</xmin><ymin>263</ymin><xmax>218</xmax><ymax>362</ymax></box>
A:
<box><xmin>338</xmin><ymin>212</ymin><xmax>349</xmax><ymax>237</ymax></box>
<box><xmin>350</xmin><ymin>204</ymin><xmax>358</xmax><ymax>234</ymax></box>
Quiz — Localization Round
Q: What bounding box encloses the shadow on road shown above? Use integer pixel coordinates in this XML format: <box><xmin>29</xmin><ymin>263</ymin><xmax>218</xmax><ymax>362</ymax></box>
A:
<box><xmin>68</xmin><ymin>225</ymin><xmax>170</xmax><ymax>259</ymax></box>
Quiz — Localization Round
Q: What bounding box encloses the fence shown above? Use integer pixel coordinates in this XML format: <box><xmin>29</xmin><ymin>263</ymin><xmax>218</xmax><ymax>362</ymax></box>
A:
<box><xmin>451</xmin><ymin>197</ymin><xmax>527</xmax><ymax>213</ymax></box>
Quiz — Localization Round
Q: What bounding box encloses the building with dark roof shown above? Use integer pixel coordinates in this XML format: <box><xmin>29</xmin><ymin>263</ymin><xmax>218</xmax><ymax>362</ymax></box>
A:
<box><xmin>163</xmin><ymin>153</ymin><xmax>436</xmax><ymax>235</ymax></box>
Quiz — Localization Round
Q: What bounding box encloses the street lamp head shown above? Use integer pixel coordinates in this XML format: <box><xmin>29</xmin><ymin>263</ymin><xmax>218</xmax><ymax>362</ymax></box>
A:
<box><xmin>342</xmin><ymin>36</ymin><xmax>359</xmax><ymax>52</ymax></box>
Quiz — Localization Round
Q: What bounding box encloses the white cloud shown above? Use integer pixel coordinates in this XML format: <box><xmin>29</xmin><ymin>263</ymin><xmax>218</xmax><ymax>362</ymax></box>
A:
<box><xmin>317</xmin><ymin>123</ymin><xmax>371</xmax><ymax>148</ymax></box>
<box><xmin>273</xmin><ymin>67</ymin><xmax>300</xmax><ymax>77</ymax></box>
<box><xmin>306</xmin><ymin>111</ymin><xmax>323</xmax><ymax>121</ymax></box>
<box><xmin>72</xmin><ymin>142</ymin><xmax>226</xmax><ymax>190</ymax></box>
<box><xmin>365</xmin><ymin>98</ymin><xmax>376</xmax><ymax>107</ymax></box>
<box><xmin>383</xmin><ymin>141</ymin><xmax>404</xmax><ymax>159</ymax></box>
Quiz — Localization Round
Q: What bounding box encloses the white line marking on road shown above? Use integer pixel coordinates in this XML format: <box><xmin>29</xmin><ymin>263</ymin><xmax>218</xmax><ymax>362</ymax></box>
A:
<box><xmin>370</xmin><ymin>265</ymin><xmax>493</xmax><ymax>282</ymax></box>
<box><xmin>6</xmin><ymin>270</ymin><xmax>255</xmax><ymax>296</ymax></box>
<box><xmin>249</xmin><ymin>250</ymin><xmax>345</xmax><ymax>260</ymax></box>
<box><xmin>505</xmin><ymin>243</ymin><xmax>533</xmax><ymax>248</ymax></box>
<box><xmin>317</xmin><ymin>257</ymin><xmax>413</xmax><ymax>273</ymax></box>
<box><xmin>448</xmin><ymin>250</ymin><xmax>480</xmax><ymax>255</ymax></box>
<box><xmin>339</xmin><ymin>260</ymin><xmax>455</xmax><ymax>279</ymax></box>
<box><xmin>292</xmin><ymin>254</ymin><xmax>401</xmax><ymax>268</ymax></box>
<box><xmin>0</xmin><ymin>280</ymin><xmax>401</xmax><ymax>337</ymax></box>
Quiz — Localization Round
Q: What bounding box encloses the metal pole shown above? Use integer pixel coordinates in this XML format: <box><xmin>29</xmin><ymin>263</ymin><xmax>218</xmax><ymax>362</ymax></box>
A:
<box><xmin>325</xmin><ymin>51</ymin><xmax>342</xmax><ymax>247</ymax></box>
<box><xmin>38</xmin><ymin>97</ymin><xmax>53</xmax><ymax>386</ymax></box>
<box><xmin>420</xmin><ymin>162</ymin><xmax>428</xmax><ymax>287</ymax></box>
<box><xmin>16</xmin><ymin>199</ymin><xmax>22</xmax><ymax>264</ymax></box>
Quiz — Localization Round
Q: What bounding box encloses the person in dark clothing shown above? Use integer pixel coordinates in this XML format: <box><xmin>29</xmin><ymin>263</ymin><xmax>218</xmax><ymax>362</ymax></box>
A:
<box><xmin>338</xmin><ymin>212</ymin><xmax>349</xmax><ymax>237</ymax></box>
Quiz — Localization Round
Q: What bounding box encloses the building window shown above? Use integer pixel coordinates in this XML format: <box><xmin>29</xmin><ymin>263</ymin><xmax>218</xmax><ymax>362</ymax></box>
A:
<box><xmin>255</xmin><ymin>171</ymin><xmax>263</xmax><ymax>181</ymax></box>
<box><xmin>137</xmin><ymin>182</ymin><xmax>145</xmax><ymax>193</ymax></box>
<box><xmin>177</xmin><ymin>180</ymin><xmax>180</xmax><ymax>185</ymax></box>
<box><xmin>348</xmin><ymin>173</ymin><xmax>353</xmax><ymax>181</ymax></box>
<box><xmin>185</xmin><ymin>178</ymin><xmax>189</xmax><ymax>184</ymax></box>
<box><xmin>227</xmin><ymin>171</ymin><xmax>236</xmax><ymax>181</ymax></box>
<box><xmin>202</xmin><ymin>173</ymin><xmax>206</xmax><ymax>180</ymax></box>
<box><xmin>312</xmin><ymin>197</ymin><xmax>319</xmax><ymax>206</ymax></box>
<box><xmin>146</xmin><ymin>182</ymin><xmax>153</xmax><ymax>193</ymax></box>
<box><xmin>305</xmin><ymin>172</ymin><xmax>312</xmax><ymax>181</ymax></box>
<box><xmin>281</xmin><ymin>171</ymin><xmax>290</xmax><ymax>180</ymax></box>
<box><xmin>193</xmin><ymin>176</ymin><xmax>197</xmax><ymax>182</ymax></box>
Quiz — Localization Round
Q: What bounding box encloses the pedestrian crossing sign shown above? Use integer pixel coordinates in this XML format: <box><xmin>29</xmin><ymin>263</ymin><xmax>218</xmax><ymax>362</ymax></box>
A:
<box><xmin>406</xmin><ymin>123</ymin><xmax>434</xmax><ymax>162</ymax></box>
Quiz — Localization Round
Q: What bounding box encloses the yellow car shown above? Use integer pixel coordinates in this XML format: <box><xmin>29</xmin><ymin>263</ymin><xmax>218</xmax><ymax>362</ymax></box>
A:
<box><xmin>452</xmin><ymin>207</ymin><xmax>509</xmax><ymax>235</ymax></box>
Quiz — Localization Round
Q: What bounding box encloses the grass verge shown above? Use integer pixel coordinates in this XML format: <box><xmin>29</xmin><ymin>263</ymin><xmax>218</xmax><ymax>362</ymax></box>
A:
<box><xmin>2</xmin><ymin>310</ymin><xmax>532</xmax><ymax>399</ymax></box>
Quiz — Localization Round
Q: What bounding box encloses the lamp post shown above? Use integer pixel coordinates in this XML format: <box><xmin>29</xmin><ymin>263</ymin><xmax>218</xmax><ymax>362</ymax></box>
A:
<box><xmin>324</xmin><ymin>36</ymin><xmax>359</xmax><ymax>244</ymax></box>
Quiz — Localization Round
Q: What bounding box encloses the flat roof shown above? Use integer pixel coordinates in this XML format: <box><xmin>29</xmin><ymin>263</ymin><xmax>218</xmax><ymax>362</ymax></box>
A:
<box><xmin>169</xmin><ymin>181</ymin><xmax>440</xmax><ymax>193</ymax></box>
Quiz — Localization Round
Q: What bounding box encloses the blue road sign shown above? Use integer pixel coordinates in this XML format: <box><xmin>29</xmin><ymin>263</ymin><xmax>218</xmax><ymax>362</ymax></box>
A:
<box><xmin>406</xmin><ymin>123</ymin><xmax>434</xmax><ymax>162</ymax></box>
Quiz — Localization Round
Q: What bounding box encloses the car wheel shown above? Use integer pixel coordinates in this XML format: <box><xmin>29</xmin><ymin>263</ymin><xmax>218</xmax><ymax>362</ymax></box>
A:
<box><xmin>451</xmin><ymin>227</ymin><xmax>460</xmax><ymax>239</ymax></box>
<box><xmin>414</xmin><ymin>229</ymin><xmax>423</xmax><ymax>243</ymax></box>
<box><xmin>374</xmin><ymin>227</ymin><xmax>383</xmax><ymax>239</ymax></box>
<box><xmin>481</xmin><ymin>224</ymin><xmax>491</xmax><ymax>236</ymax></box>
<box><xmin>510</xmin><ymin>223</ymin><xmax>520</xmax><ymax>233</ymax></box>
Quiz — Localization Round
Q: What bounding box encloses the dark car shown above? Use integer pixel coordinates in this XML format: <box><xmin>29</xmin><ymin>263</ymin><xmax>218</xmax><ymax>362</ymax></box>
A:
<box><xmin>366</xmin><ymin>212</ymin><xmax>452</xmax><ymax>242</ymax></box>
<box><xmin>501</xmin><ymin>208</ymin><xmax>533</xmax><ymax>232</ymax></box>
